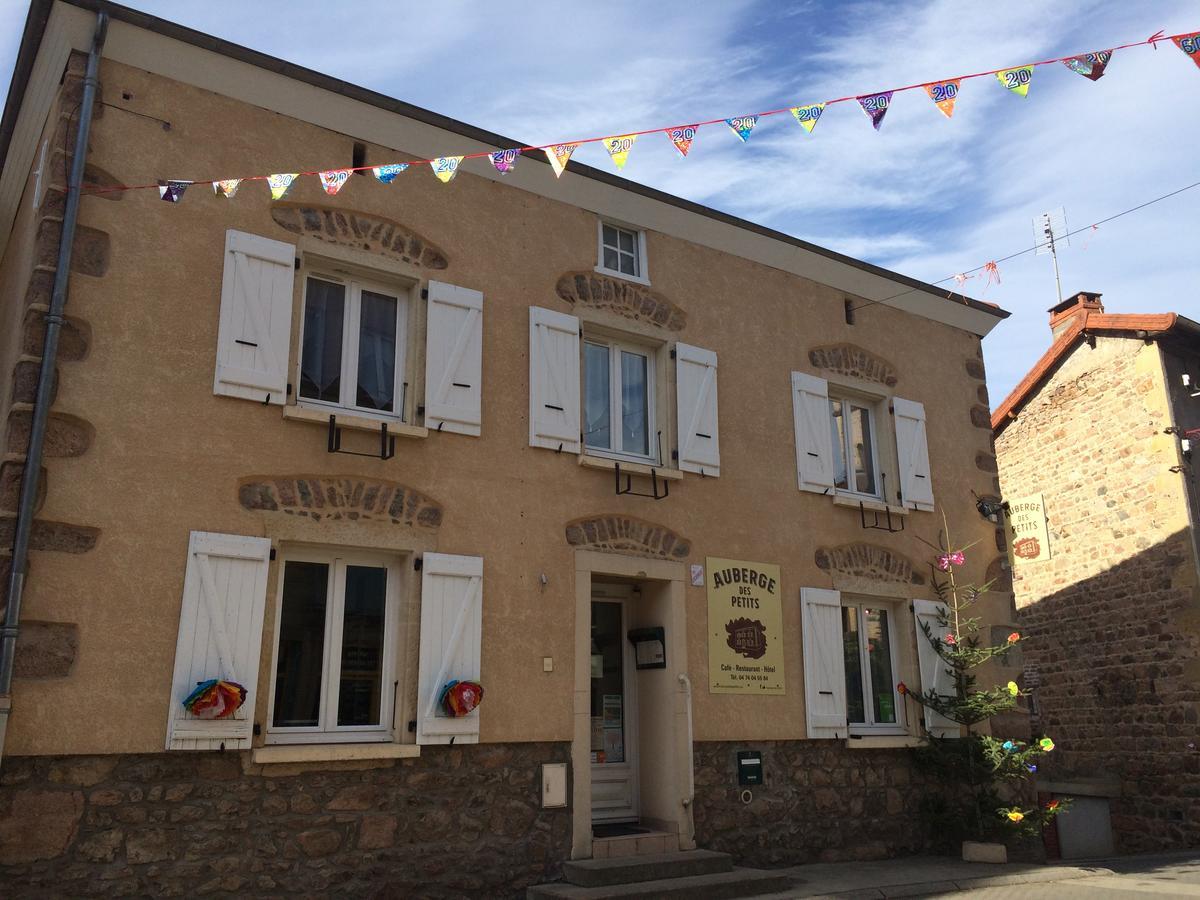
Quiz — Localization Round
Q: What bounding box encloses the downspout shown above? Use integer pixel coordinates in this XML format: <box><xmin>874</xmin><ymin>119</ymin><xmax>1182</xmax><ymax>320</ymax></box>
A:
<box><xmin>0</xmin><ymin>10</ymin><xmax>108</xmax><ymax>761</ymax></box>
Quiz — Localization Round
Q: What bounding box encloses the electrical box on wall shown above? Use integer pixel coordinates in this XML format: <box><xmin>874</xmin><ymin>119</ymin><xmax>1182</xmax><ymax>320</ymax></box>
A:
<box><xmin>736</xmin><ymin>750</ymin><xmax>763</xmax><ymax>786</ymax></box>
<box><xmin>541</xmin><ymin>763</ymin><xmax>568</xmax><ymax>808</ymax></box>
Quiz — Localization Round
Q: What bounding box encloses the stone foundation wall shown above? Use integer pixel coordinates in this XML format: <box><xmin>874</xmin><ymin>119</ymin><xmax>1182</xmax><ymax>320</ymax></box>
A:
<box><xmin>692</xmin><ymin>740</ymin><xmax>948</xmax><ymax>866</ymax></box>
<box><xmin>0</xmin><ymin>743</ymin><xmax>571</xmax><ymax>899</ymax></box>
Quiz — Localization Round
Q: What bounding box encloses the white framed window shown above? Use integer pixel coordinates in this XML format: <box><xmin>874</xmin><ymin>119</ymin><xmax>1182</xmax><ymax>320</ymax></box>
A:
<box><xmin>267</xmin><ymin>548</ymin><xmax>402</xmax><ymax>744</ymax></box>
<box><xmin>297</xmin><ymin>274</ymin><xmax>410</xmax><ymax>421</ymax></box>
<box><xmin>583</xmin><ymin>335</ymin><xmax>657</xmax><ymax>463</ymax></box>
<box><xmin>842</xmin><ymin>598</ymin><xmax>905</xmax><ymax>734</ymax></box>
<box><xmin>596</xmin><ymin>221</ymin><xmax>649</xmax><ymax>285</ymax></box>
<box><xmin>829</xmin><ymin>394</ymin><xmax>880</xmax><ymax>498</ymax></box>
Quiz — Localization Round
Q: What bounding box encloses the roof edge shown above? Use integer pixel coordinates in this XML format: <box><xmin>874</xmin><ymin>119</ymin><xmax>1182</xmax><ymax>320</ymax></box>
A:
<box><xmin>0</xmin><ymin>0</ymin><xmax>54</xmax><ymax>195</ymax></box>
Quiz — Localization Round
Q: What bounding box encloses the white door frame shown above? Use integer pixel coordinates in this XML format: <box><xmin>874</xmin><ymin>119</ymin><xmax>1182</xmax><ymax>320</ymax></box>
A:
<box><xmin>589</xmin><ymin>591</ymin><xmax>640</xmax><ymax>823</ymax></box>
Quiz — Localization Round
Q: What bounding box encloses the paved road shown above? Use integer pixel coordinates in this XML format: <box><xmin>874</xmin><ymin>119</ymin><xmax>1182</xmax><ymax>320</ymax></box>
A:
<box><xmin>960</xmin><ymin>855</ymin><xmax>1200</xmax><ymax>898</ymax></box>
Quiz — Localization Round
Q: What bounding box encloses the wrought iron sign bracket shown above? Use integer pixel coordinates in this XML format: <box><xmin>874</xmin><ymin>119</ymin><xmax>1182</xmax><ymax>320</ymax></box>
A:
<box><xmin>327</xmin><ymin>414</ymin><xmax>395</xmax><ymax>461</ymax></box>
<box><xmin>615</xmin><ymin>463</ymin><xmax>669</xmax><ymax>500</ymax></box>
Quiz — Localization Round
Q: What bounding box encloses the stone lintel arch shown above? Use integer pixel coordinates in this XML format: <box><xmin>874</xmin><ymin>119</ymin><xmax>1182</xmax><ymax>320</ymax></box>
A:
<box><xmin>271</xmin><ymin>203</ymin><xmax>449</xmax><ymax>269</ymax></box>
<box><xmin>565</xmin><ymin>514</ymin><xmax>690</xmax><ymax>560</ymax></box>
<box><xmin>814</xmin><ymin>543</ymin><xmax>924</xmax><ymax>585</ymax></box>
<box><xmin>555</xmin><ymin>272</ymin><xmax>686</xmax><ymax>331</ymax></box>
<box><xmin>808</xmin><ymin>344</ymin><xmax>898</xmax><ymax>387</ymax></box>
<box><xmin>238</xmin><ymin>476</ymin><xmax>443</xmax><ymax>527</ymax></box>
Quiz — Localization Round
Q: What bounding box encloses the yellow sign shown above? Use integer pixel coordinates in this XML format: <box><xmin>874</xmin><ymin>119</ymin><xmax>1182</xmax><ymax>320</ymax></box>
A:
<box><xmin>706</xmin><ymin>557</ymin><xmax>784</xmax><ymax>694</ymax></box>
<box><xmin>1006</xmin><ymin>493</ymin><xmax>1052</xmax><ymax>564</ymax></box>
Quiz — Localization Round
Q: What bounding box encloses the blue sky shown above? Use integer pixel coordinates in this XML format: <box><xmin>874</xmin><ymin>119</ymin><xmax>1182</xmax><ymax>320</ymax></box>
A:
<box><xmin>1</xmin><ymin>1</ymin><xmax>1197</xmax><ymax>405</ymax></box>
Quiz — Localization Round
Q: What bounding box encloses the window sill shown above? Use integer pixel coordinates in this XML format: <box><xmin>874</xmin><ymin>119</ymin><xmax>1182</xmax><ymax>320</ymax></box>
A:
<box><xmin>593</xmin><ymin>265</ymin><xmax>651</xmax><ymax>288</ymax></box>
<box><xmin>832</xmin><ymin>493</ymin><xmax>909</xmax><ymax>516</ymax></box>
<box><xmin>252</xmin><ymin>743</ymin><xmax>421</xmax><ymax>765</ymax></box>
<box><xmin>844</xmin><ymin>734</ymin><xmax>922</xmax><ymax>749</ymax></box>
<box><xmin>578</xmin><ymin>454</ymin><xmax>684</xmax><ymax>480</ymax></box>
<box><xmin>283</xmin><ymin>404</ymin><xmax>428</xmax><ymax>439</ymax></box>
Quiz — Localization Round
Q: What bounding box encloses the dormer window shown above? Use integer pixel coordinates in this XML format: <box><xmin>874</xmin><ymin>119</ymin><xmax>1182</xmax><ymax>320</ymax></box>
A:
<box><xmin>596</xmin><ymin>221</ymin><xmax>649</xmax><ymax>285</ymax></box>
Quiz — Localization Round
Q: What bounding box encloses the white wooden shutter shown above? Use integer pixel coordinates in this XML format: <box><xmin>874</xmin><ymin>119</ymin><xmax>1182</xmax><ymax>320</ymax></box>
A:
<box><xmin>213</xmin><ymin>229</ymin><xmax>295</xmax><ymax>404</ymax></box>
<box><xmin>529</xmin><ymin>307</ymin><xmax>581</xmax><ymax>453</ymax></box>
<box><xmin>792</xmin><ymin>372</ymin><xmax>835</xmax><ymax>494</ymax></box>
<box><xmin>676</xmin><ymin>343</ymin><xmax>720</xmax><ymax>476</ymax></box>
<box><xmin>801</xmin><ymin>587</ymin><xmax>847</xmax><ymax>739</ymax></box>
<box><xmin>894</xmin><ymin>397</ymin><xmax>934</xmax><ymax>511</ymax></box>
<box><xmin>424</xmin><ymin>281</ymin><xmax>483</xmax><ymax>436</ymax></box>
<box><xmin>166</xmin><ymin>531</ymin><xmax>271</xmax><ymax>750</ymax></box>
<box><xmin>417</xmin><ymin>553</ymin><xmax>484</xmax><ymax>745</ymax></box>
<box><xmin>913</xmin><ymin>599</ymin><xmax>960</xmax><ymax>738</ymax></box>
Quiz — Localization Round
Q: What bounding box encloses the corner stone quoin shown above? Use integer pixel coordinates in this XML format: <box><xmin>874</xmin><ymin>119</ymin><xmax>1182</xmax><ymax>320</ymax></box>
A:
<box><xmin>564</xmin><ymin>514</ymin><xmax>691</xmax><ymax>560</ymax></box>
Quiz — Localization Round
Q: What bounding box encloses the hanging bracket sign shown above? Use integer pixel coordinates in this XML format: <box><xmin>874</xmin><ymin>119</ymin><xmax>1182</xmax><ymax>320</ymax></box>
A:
<box><xmin>1005</xmin><ymin>492</ymin><xmax>1052</xmax><ymax>564</ymax></box>
<box><xmin>706</xmin><ymin>557</ymin><xmax>784</xmax><ymax>694</ymax></box>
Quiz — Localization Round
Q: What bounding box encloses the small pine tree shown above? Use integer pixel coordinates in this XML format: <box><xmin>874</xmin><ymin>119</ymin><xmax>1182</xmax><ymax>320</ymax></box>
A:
<box><xmin>903</xmin><ymin>517</ymin><xmax>1064</xmax><ymax>843</ymax></box>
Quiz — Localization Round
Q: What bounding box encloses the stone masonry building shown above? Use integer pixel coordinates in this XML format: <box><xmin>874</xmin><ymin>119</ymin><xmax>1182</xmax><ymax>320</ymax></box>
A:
<box><xmin>992</xmin><ymin>291</ymin><xmax>1200</xmax><ymax>857</ymax></box>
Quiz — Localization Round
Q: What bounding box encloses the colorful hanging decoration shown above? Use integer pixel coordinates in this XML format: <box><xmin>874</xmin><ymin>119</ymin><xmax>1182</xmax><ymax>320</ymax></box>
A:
<box><xmin>157</xmin><ymin>180</ymin><xmax>191</xmax><ymax>202</ymax></box>
<box><xmin>1174</xmin><ymin>32</ymin><xmax>1200</xmax><ymax>68</ymax></box>
<box><xmin>545</xmin><ymin>143</ymin><xmax>580</xmax><ymax>178</ymax></box>
<box><xmin>982</xmin><ymin>260</ymin><xmax>1002</xmax><ymax>288</ymax></box>
<box><xmin>430</xmin><ymin>156</ymin><xmax>464</xmax><ymax>183</ymax></box>
<box><xmin>182</xmin><ymin>679</ymin><xmax>247</xmax><ymax>719</ymax></box>
<box><xmin>1039</xmin><ymin>737</ymin><xmax>1055</xmax><ymax>752</ymax></box>
<box><xmin>439</xmin><ymin>679</ymin><xmax>484</xmax><ymax>717</ymax></box>
<box><xmin>604</xmin><ymin>134</ymin><xmax>637</xmax><ymax>170</ymax></box>
<box><xmin>924</xmin><ymin>79</ymin><xmax>960</xmax><ymax>118</ymax></box>
<box><xmin>212</xmin><ymin>178</ymin><xmax>241</xmax><ymax>198</ymax></box>
<box><xmin>789</xmin><ymin>103</ymin><xmax>825</xmax><ymax>133</ymax></box>
<box><xmin>1063</xmin><ymin>50</ymin><xmax>1113</xmax><ymax>80</ymax></box>
<box><xmin>666</xmin><ymin>124</ymin><xmax>699</xmax><ymax>156</ymax></box>
<box><xmin>896</xmin><ymin>681</ymin><xmax>907</xmax><ymax>695</ymax></box>
<box><xmin>944</xmin><ymin>633</ymin><xmax>957</xmax><ymax>645</ymax></box>
<box><xmin>937</xmin><ymin>550</ymin><xmax>965</xmax><ymax>571</ymax></box>
<box><xmin>1005</xmin><ymin>809</ymin><xmax>1025</xmax><ymax>823</ymax></box>
<box><xmin>725</xmin><ymin>115</ymin><xmax>758</xmax><ymax>142</ymax></box>
<box><xmin>1007</xmin><ymin>631</ymin><xmax>1020</xmax><ymax>643</ymax></box>
<box><xmin>1002</xmin><ymin>740</ymin><xmax>1016</xmax><ymax>751</ymax></box>
<box><xmin>996</xmin><ymin>65</ymin><xmax>1034</xmax><ymax>97</ymax></box>
<box><xmin>857</xmin><ymin>91</ymin><xmax>893</xmax><ymax>130</ymax></box>
<box><xmin>489</xmin><ymin>148</ymin><xmax>521</xmax><ymax>174</ymax></box>
<box><xmin>372</xmin><ymin>163</ymin><xmax>408</xmax><ymax>183</ymax></box>
<box><xmin>1006</xmin><ymin>681</ymin><xmax>1020</xmax><ymax>696</ymax></box>
<box><xmin>267</xmin><ymin>173</ymin><xmax>298</xmax><ymax>200</ymax></box>
<box><xmin>319</xmin><ymin>169</ymin><xmax>351</xmax><ymax>195</ymax></box>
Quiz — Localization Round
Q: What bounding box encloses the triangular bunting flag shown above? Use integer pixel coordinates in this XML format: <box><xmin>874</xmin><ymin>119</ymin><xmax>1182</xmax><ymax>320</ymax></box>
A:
<box><xmin>489</xmin><ymin>148</ymin><xmax>521</xmax><ymax>174</ymax></box>
<box><xmin>1173</xmin><ymin>32</ymin><xmax>1200</xmax><ymax>69</ymax></box>
<box><xmin>544</xmin><ymin>143</ymin><xmax>580</xmax><ymax>178</ymax></box>
<box><xmin>319</xmin><ymin>169</ymin><xmax>352</xmax><ymax>195</ymax></box>
<box><xmin>1062</xmin><ymin>50</ymin><xmax>1112</xmax><ymax>80</ymax></box>
<box><xmin>789</xmin><ymin>103</ymin><xmax>824</xmax><ymax>133</ymax></box>
<box><xmin>267</xmin><ymin>173</ymin><xmax>298</xmax><ymax>200</ymax></box>
<box><xmin>923</xmin><ymin>80</ymin><xmax>960</xmax><ymax>118</ymax></box>
<box><xmin>212</xmin><ymin>179</ymin><xmax>241</xmax><ymax>198</ymax></box>
<box><xmin>857</xmin><ymin>92</ymin><xmax>893</xmax><ymax>130</ymax></box>
<box><xmin>157</xmin><ymin>180</ymin><xmax>191</xmax><ymax>202</ymax></box>
<box><xmin>430</xmin><ymin>156</ymin><xmax>464</xmax><ymax>183</ymax></box>
<box><xmin>666</xmin><ymin>125</ymin><xmax>698</xmax><ymax>157</ymax></box>
<box><xmin>372</xmin><ymin>163</ymin><xmax>408</xmax><ymax>184</ymax></box>
<box><xmin>604</xmin><ymin>134</ymin><xmax>637</xmax><ymax>170</ymax></box>
<box><xmin>725</xmin><ymin>115</ymin><xmax>758</xmax><ymax>142</ymax></box>
<box><xmin>996</xmin><ymin>65</ymin><xmax>1034</xmax><ymax>97</ymax></box>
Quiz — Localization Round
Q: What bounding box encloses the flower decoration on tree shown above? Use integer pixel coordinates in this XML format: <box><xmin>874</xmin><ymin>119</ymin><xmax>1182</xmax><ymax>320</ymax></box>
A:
<box><xmin>1007</xmin><ymin>632</ymin><xmax>1020</xmax><ymax>643</ymax></box>
<box><xmin>897</xmin><ymin>682</ymin><xmax>907</xmax><ymax>695</ymax></box>
<box><xmin>1001</xmin><ymin>740</ymin><xmax>1016</xmax><ymax>752</ymax></box>
<box><xmin>945</xmin><ymin>633</ymin><xmax>957</xmax><ymax>645</ymax></box>
<box><xmin>937</xmin><ymin>550</ymin><xmax>966</xmax><ymax>571</ymax></box>
<box><xmin>1005</xmin><ymin>809</ymin><xmax>1025</xmax><ymax>823</ymax></box>
<box><xmin>1039</xmin><ymin>737</ymin><xmax>1055</xmax><ymax>752</ymax></box>
<box><xmin>1006</xmin><ymin>681</ymin><xmax>1019</xmax><ymax>697</ymax></box>
<box><xmin>1045</xmin><ymin>799</ymin><xmax>1060</xmax><ymax>811</ymax></box>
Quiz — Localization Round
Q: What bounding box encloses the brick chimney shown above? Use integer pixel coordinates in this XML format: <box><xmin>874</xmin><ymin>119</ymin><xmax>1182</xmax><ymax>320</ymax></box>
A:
<box><xmin>1048</xmin><ymin>291</ymin><xmax>1103</xmax><ymax>337</ymax></box>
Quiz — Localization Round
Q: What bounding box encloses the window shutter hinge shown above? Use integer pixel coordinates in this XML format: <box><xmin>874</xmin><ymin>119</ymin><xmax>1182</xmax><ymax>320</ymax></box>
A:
<box><xmin>286</xmin><ymin>382</ymin><xmax>292</xmax><ymax>397</ymax></box>
<box><xmin>269</xmin><ymin>547</ymin><xmax>276</xmax><ymax>561</ymax></box>
<box><xmin>421</xmin><ymin>287</ymin><xmax>429</xmax><ymax>300</ymax></box>
<box><xmin>669</xmin><ymin>348</ymin><xmax>677</xmax><ymax>359</ymax></box>
<box><xmin>253</xmin><ymin>722</ymin><xmax>262</xmax><ymax>736</ymax></box>
<box><xmin>294</xmin><ymin>258</ymin><xmax>301</xmax><ymax>271</ymax></box>
<box><xmin>414</xmin><ymin>556</ymin><xmax>423</xmax><ymax>572</ymax></box>
<box><xmin>671</xmin><ymin>449</ymin><xmax>679</xmax><ymax>461</ymax></box>
<box><xmin>417</xmin><ymin>404</ymin><xmax>425</xmax><ymax>417</ymax></box>
<box><xmin>407</xmin><ymin>720</ymin><xmax>416</xmax><ymax>733</ymax></box>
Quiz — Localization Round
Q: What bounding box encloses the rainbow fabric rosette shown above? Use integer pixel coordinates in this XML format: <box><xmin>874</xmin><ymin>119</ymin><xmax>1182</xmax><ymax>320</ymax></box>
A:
<box><xmin>439</xmin><ymin>680</ymin><xmax>484</xmax><ymax>717</ymax></box>
<box><xmin>182</xmin><ymin>679</ymin><xmax>246</xmax><ymax>719</ymax></box>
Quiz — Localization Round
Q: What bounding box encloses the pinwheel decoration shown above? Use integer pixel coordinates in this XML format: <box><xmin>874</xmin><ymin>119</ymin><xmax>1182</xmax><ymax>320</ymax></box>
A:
<box><xmin>182</xmin><ymin>679</ymin><xmax>246</xmax><ymax>719</ymax></box>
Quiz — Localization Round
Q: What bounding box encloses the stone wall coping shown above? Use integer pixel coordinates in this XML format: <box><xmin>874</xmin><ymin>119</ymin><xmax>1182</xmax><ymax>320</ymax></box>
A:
<box><xmin>282</xmin><ymin>404</ymin><xmax>429</xmax><ymax>439</ymax></box>
<box><xmin>577</xmin><ymin>454</ymin><xmax>684</xmax><ymax>481</ymax></box>
<box><xmin>251</xmin><ymin>743</ymin><xmax>421</xmax><ymax>765</ymax></box>
<box><xmin>844</xmin><ymin>735</ymin><xmax>923</xmax><ymax>749</ymax></box>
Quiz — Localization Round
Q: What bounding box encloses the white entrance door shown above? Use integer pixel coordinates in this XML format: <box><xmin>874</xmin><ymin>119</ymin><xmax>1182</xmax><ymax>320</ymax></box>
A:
<box><xmin>590</xmin><ymin>590</ymin><xmax>639</xmax><ymax>822</ymax></box>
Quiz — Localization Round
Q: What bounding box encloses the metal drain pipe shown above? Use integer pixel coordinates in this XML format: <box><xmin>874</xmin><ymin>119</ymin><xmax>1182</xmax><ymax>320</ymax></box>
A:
<box><xmin>0</xmin><ymin>10</ymin><xmax>108</xmax><ymax>761</ymax></box>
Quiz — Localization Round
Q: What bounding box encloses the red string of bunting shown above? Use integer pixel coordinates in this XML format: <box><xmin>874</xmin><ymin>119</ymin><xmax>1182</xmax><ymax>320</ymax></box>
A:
<box><xmin>87</xmin><ymin>28</ymin><xmax>1200</xmax><ymax>200</ymax></box>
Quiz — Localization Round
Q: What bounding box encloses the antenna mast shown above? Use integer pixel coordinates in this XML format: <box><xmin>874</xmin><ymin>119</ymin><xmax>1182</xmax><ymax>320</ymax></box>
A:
<box><xmin>1033</xmin><ymin>208</ymin><xmax>1069</xmax><ymax>304</ymax></box>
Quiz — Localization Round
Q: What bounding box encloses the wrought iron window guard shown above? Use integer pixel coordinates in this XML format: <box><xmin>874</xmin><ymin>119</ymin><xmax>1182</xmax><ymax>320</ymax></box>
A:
<box><xmin>327</xmin><ymin>414</ymin><xmax>395</xmax><ymax>461</ymax></box>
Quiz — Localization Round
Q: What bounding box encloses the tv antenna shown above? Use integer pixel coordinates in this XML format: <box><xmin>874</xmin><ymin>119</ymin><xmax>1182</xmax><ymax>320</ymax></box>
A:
<box><xmin>1033</xmin><ymin>208</ymin><xmax>1070</xmax><ymax>304</ymax></box>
